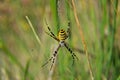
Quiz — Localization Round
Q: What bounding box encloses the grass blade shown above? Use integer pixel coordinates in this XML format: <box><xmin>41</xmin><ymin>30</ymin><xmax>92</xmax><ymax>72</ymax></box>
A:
<box><xmin>24</xmin><ymin>59</ymin><xmax>31</xmax><ymax>80</ymax></box>
<box><xmin>25</xmin><ymin>16</ymin><xmax>42</xmax><ymax>46</ymax></box>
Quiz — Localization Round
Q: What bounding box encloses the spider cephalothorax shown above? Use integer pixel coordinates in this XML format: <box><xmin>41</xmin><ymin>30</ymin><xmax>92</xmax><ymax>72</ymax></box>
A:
<box><xmin>42</xmin><ymin>21</ymin><xmax>78</xmax><ymax>70</ymax></box>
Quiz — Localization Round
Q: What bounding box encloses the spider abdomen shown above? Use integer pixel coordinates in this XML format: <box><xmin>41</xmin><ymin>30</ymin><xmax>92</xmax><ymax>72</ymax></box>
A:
<box><xmin>58</xmin><ymin>29</ymin><xmax>67</xmax><ymax>41</ymax></box>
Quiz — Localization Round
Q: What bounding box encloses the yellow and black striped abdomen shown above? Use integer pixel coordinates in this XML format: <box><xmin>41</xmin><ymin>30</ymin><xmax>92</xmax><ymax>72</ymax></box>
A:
<box><xmin>58</xmin><ymin>29</ymin><xmax>67</xmax><ymax>41</ymax></box>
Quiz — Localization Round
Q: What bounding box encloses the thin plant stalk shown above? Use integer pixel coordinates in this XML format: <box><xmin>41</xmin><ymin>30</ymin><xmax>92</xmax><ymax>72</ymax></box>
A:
<box><xmin>25</xmin><ymin>16</ymin><xmax>42</xmax><ymax>46</ymax></box>
<box><xmin>71</xmin><ymin>0</ymin><xmax>94</xmax><ymax>80</ymax></box>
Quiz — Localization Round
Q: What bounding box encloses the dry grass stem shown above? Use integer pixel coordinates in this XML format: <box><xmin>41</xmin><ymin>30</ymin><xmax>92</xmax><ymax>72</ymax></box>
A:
<box><xmin>71</xmin><ymin>0</ymin><xmax>94</xmax><ymax>80</ymax></box>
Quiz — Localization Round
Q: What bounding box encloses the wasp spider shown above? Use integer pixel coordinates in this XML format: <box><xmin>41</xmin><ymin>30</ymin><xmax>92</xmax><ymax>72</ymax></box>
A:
<box><xmin>42</xmin><ymin>21</ymin><xmax>78</xmax><ymax>70</ymax></box>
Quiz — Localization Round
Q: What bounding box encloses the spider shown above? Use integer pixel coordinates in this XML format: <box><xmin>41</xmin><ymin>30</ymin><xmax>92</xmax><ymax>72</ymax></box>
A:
<box><xmin>42</xmin><ymin>21</ymin><xmax>78</xmax><ymax>70</ymax></box>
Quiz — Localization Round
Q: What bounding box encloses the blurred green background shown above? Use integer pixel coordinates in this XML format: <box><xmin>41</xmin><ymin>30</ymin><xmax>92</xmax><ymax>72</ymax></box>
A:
<box><xmin>0</xmin><ymin>0</ymin><xmax>120</xmax><ymax>80</ymax></box>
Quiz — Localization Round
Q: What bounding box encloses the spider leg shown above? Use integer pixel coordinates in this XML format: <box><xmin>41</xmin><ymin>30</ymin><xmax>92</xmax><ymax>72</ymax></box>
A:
<box><xmin>64</xmin><ymin>42</ymin><xmax>78</xmax><ymax>65</ymax></box>
<box><xmin>41</xmin><ymin>44</ymin><xmax>61</xmax><ymax>70</ymax></box>
<box><xmin>66</xmin><ymin>21</ymin><xmax>71</xmax><ymax>38</ymax></box>
<box><xmin>50</xmin><ymin>44</ymin><xmax>61</xmax><ymax>70</ymax></box>
<box><xmin>45</xmin><ymin>31</ymin><xmax>59</xmax><ymax>41</ymax></box>
<box><xmin>47</xmin><ymin>27</ymin><xmax>56</xmax><ymax>38</ymax></box>
<box><xmin>41</xmin><ymin>56</ymin><xmax>53</xmax><ymax>68</ymax></box>
<box><xmin>45</xmin><ymin>20</ymin><xmax>57</xmax><ymax>37</ymax></box>
<box><xmin>45</xmin><ymin>20</ymin><xmax>59</xmax><ymax>41</ymax></box>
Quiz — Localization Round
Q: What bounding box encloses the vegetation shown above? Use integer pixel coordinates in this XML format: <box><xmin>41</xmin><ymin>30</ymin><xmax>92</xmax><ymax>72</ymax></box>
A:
<box><xmin>0</xmin><ymin>0</ymin><xmax>119</xmax><ymax>80</ymax></box>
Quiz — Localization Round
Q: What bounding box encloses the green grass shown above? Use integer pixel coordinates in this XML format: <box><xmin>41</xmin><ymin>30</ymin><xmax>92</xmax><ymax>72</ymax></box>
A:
<box><xmin>0</xmin><ymin>0</ymin><xmax>120</xmax><ymax>80</ymax></box>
